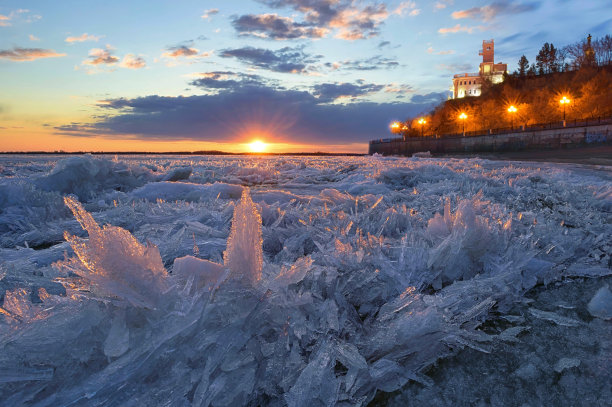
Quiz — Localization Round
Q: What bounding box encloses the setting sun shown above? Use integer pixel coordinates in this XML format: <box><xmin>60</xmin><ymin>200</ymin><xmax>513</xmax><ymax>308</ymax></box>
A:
<box><xmin>248</xmin><ymin>140</ymin><xmax>267</xmax><ymax>153</ymax></box>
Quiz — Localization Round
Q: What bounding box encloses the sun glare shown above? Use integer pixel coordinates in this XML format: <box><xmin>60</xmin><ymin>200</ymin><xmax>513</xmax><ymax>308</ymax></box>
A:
<box><xmin>249</xmin><ymin>140</ymin><xmax>267</xmax><ymax>153</ymax></box>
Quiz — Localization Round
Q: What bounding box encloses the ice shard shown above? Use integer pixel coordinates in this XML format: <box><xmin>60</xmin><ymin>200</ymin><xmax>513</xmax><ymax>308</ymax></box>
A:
<box><xmin>224</xmin><ymin>189</ymin><xmax>263</xmax><ymax>286</ymax></box>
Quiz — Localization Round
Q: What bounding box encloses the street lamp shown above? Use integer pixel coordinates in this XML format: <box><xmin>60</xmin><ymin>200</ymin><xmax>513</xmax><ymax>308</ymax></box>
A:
<box><xmin>507</xmin><ymin>105</ymin><xmax>517</xmax><ymax>129</ymax></box>
<box><xmin>559</xmin><ymin>96</ymin><xmax>570</xmax><ymax>122</ymax></box>
<box><xmin>459</xmin><ymin>112</ymin><xmax>467</xmax><ymax>136</ymax></box>
<box><xmin>417</xmin><ymin>118</ymin><xmax>426</xmax><ymax>137</ymax></box>
<box><xmin>390</xmin><ymin>121</ymin><xmax>401</xmax><ymax>134</ymax></box>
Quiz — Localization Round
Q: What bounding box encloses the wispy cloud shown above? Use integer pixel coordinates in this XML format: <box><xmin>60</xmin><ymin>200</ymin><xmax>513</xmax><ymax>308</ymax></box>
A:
<box><xmin>65</xmin><ymin>33</ymin><xmax>102</xmax><ymax>43</ymax></box>
<box><xmin>427</xmin><ymin>46</ymin><xmax>455</xmax><ymax>55</ymax></box>
<box><xmin>438</xmin><ymin>24</ymin><xmax>483</xmax><ymax>34</ymax></box>
<box><xmin>393</xmin><ymin>1</ymin><xmax>420</xmax><ymax>17</ymax></box>
<box><xmin>0</xmin><ymin>9</ymin><xmax>40</xmax><ymax>27</ymax></box>
<box><xmin>325</xmin><ymin>55</ymin><xmax>399</xmax><ymax>71</ymax></box>
<box><xmin>201</xmin><ymin>8</ymin><xmax>219</xmax><ymax>20</ymax></box>
<box><xmin>434</xmin><ymin>0</ymin><xmax>454</xmax><ymax>10</ymax></box>
<box><xmin>29</xmin><ymin>34</ymin><xmax>40</xmax><ymax>41</ymax></box>
<box><xmin>452</xmin><ymin>1</ymin><xmax>541</xmax><ymax>22</ymax></box>
<box><xmin>0</xmin><ymin>47</ymin><xmax>65</xmax><ymax>61</ymax></box>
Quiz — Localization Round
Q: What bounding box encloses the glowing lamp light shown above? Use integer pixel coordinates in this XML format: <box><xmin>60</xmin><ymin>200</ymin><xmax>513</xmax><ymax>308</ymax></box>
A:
<box><xmin>507</xmin><ymin>105</ymin><xmax>517</xmax><ymax>128</ymax></box>
<box><xmin>390</xmin><ymin>121</ymin><xmax>401</xmax><ymax>131</ymax></box>
<box><xmin>417</xmin><ymin>118</ymin><xmax>426</xmax><ymax>137</ymax></box>
<box><xmin>248</xmin><ymin>140</ymin><xmax>267</xmax><ymax>153</ymax></box>
<box><xmin>458</xmin><ymin>113</ymin><xmax>467</xmax><ymax>136</ymax></box>
<box><xmin>559</xmin><ymin>96</ymin><xmax>571</xmax><ymax>121</ymax></box>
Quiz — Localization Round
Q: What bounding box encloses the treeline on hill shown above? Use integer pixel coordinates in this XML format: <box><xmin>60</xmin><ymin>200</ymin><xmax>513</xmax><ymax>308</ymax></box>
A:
<box><xmin>401</xmin><ymin>34</ymin><xmax>612</xmax><ymax>137</ymax></box>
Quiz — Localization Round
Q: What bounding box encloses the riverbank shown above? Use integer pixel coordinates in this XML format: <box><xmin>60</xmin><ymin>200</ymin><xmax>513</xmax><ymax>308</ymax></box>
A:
<box><xmin>446</xmin><ymin>145</ymin><xmax>612</xmax><ymax>166</ymax></box>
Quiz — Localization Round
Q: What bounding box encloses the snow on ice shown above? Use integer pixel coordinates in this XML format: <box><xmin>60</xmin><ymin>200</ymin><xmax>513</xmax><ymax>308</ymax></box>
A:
<box><xmin>0</xmin><ymin>154</ymin><xmax>610</xmax><ymax>406</ymax></box>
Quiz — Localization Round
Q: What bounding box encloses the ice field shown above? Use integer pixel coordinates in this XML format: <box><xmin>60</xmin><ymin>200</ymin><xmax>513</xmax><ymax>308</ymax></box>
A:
<box><xmin>0</xmin><ymin>154</ymin><xmax>610</xmax><ymax>406</ymax></box>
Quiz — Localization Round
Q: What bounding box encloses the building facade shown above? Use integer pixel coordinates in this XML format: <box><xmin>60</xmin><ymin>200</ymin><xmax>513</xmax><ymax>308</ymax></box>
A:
<box><xmin>450</xmin><ymin>39</ymin><xmax>507</xmax><ymax>99</ymax></box>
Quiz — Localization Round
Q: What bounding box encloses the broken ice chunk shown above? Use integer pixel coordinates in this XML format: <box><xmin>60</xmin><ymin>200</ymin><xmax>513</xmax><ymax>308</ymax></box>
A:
<box><xmin>587</xmin><ymin>285</ymin><xmax>612</xmax><ymax>320</ymax></box>
<box><xmin>554</xmin><ymin>358</ymin><xmax>581</xmax><ymax>373</ymax></box>
<box><xmin>172</xmin><ymin>255</ymin><xmax>227</xmax><ymax>294</ymax></box>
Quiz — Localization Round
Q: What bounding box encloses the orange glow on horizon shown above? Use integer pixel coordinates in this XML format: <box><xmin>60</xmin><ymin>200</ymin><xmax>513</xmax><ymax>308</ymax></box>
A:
<box><xmin>0</xmin><ymin>127</ymin><xmax>367</xmax><ymax>154</ymax></box>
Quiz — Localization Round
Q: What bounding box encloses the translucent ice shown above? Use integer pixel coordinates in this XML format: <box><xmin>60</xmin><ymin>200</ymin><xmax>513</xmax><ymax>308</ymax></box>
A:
<box><xmin>224</xmin><ymin>189</ymin><xmax>263</xmax><ymax>286</ymax></box>
<box><xmin>60</xmin><ymin>196</ymin><xmax>169</xmax><ymax>308</ymax></box>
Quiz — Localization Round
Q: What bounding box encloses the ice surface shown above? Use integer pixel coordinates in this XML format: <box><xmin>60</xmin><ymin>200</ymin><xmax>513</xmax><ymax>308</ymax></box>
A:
<box><xmin>0</xmin><ymin>154</ymin><xmax>610</xmax><ymax>406</ymax></box>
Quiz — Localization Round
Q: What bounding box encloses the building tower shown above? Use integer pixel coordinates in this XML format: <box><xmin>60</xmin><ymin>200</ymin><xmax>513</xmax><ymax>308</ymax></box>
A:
<box><xmin>450</xmin><ymin>39</ymin><xmax>507</xmax><ymax>99</ymax></box>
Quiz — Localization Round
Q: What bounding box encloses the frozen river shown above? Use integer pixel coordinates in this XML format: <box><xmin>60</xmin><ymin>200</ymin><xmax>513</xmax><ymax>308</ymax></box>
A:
<box><xmin>0</xmin><ymin>154</ymin><xmax>610</xmax><ymax>406</ymax></box>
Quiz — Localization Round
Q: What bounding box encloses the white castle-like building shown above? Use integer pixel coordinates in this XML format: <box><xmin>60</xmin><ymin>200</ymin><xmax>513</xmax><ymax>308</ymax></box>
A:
<box><xmin>450</xmin><ymin>39</ymin><xmax>507</xmax><ymax>99</ymax></box>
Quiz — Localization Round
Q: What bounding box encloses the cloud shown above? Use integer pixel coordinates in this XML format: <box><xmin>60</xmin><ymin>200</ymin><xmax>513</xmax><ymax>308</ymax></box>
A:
<box><xmin>410</xmin><ymin>91</ymin><xmax>448</xmax><ymax>104</ymax></box>
<box><xmin>84</xmin><ymin>46</ymin><xmax>119</xmax><ymax>65</ymax></box>
<box><xmin>201</xmin><ymin>8</ymin><xmax>219</xmax><ymax>20</ymax></box>
<box><xmin>384</xmin><ymin>83</ymin><xmax>413</xmax><ymax>94</ymax></box>
<box><xmin>55</xmin><ymin>85</ymin><xmax>438</xmax><ymax>144</ymax></box>
<box><xmin>29</xmin><ymin>34</ymin><xmax>39</xmax><ymax>41</ymax></box>
<box><xmin>451</xmin><ymin>1</ymin><xmax>540</xmax><ymax>22</ymax></box>
<box><xmin>232</xmin><ymin>14</ymin><xmax>328</xmax><ymax>40</ymax></box>
<box><xmin>438</xmin><ymin>24</ymin><xmax>482</xmax><ymax>34</ymax></box>
<box><xmin>0</xmin><ymin>14</ymin><xmax>10</xmax><ymax>27</ymax></box>
<box><xmin>65</xmin><ymin>33</ymin><xmax>102</xmax><ymax>43</ymax></box>
<box><xmin>392</xmin><ymin>1</ymin><xmax>420</xmax><ymax>16</ymax></box>
<box><xmin>0</xmin><ymin>9</ymin><xmax>40</xmax><ymax>27</ymax></box>
<box><xmin>163</xmin><ymin>45</ymin><xmax>199</xmax><ymax>58</ymax></box>
<box><xmin>377</xmin><ymin>40</ymin><xmax>390</xmax><ymax>49</ymax></box>
<box><xmin>119</xmin><ymin>54</ymin><xmax>146</xmax><ymax>69</ymax></box>
<box><xmin>243</xmin><ymin>0</ymin><xmax>406</xmax><ymax>40</ymax></box>
<box><xmin>189</xmin><ymin>71</ymin><xmax>268</xmax><ymax>91</ymax></box>
<box><xmin>313</xmin><ymin>82</ymin><xmax>384</xmax><ymax>102</ymax></box>
<box><xmin>0</xmin><ymin>47</ymin><xmax>66</xmax><ymax>61</ymax></box>
<box><xmin>434</xmin><ymin>0</ymin><xmax>454</xmax><ymax>10</ymax></box>
<box><xmin>326</xmin><ymin>55</ymin><xmax>399</xmax><ymax>71</ymax></box>
<box><xmin>220</xmin><ymin>46</ymin><xmax>317</xmax><ymax>73</ymax></box>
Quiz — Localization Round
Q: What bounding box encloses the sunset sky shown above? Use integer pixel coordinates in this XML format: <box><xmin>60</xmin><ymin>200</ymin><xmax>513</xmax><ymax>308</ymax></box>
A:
<box><xmin>1</xmin><ymin>0</ymin><xmax>610</xmax><ymax>153</ymax></box>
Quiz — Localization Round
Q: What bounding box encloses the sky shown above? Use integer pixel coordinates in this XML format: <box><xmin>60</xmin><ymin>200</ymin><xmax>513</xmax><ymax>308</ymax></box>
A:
<box><xmin>0</xmin><ymin>0</ymin><xmax>610</xmax><ymax>153</ymax></box>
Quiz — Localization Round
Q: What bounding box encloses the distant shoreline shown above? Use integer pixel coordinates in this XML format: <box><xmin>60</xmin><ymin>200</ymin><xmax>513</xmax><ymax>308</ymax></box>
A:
<box><xmin>0</xmin><ymin>151</ymin><xmax>366</xmax><ymax>157</ymax></box>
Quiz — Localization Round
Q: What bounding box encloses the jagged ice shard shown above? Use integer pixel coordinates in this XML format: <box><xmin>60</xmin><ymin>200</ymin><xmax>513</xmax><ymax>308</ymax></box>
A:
<box><xmin>224</xmin><ymin>188</ymin><xmax>263</xmax><ymax>285</ymax></box>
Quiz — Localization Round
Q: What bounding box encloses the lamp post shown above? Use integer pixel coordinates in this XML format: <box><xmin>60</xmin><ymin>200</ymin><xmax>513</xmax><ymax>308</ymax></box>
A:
<box><xmin>417</xmin><ymin>118</ymin><xmax>426</xmax><ymax>137</ymax></box>
<box><xmin>459</xmin><ymin>113</ymin><xmax>467</xmax><ymax>136</ymax></box>
<box><xmin>507</xmin><ymin>105</ymin><xmax>517</xmax><ymax>129</ymax></box>
<box><xmin>390</xmin><ymin>121</ymin><xmax>401</xmax><ymax>134</ymax></box>
<box><xmin>559</xmin><ymin>96</ymin><xmax>570</xmax><ymax>122</ymax></box>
